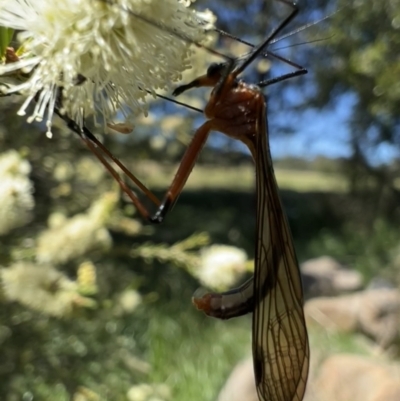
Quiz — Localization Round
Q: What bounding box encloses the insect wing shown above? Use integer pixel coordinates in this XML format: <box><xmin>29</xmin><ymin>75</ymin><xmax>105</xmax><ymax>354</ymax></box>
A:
<box><xmin>253</xmin><ymin>107</ymin><xmax>309</xmax><ymax>401</ymax></box>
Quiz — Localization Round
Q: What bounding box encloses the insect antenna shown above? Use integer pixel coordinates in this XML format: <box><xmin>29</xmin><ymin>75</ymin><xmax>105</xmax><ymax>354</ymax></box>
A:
<box><xmin>232</xmin><ymin>0</ymin><xmax>299</xmax><ymax>77</ymax></box>
<box><xmin>114</xmin><ymin>1</ymin><xmax>323</xmax><ymax>109</ymax></box>
<box><xmin>105</xmin><ymin>1</ymin><xmax>333</xmax><ymax>114</ymax></box>
<box><xmin>142</xmin><ymin>88</ymin><xmax>203</xmax><ymax>114</ymax></box>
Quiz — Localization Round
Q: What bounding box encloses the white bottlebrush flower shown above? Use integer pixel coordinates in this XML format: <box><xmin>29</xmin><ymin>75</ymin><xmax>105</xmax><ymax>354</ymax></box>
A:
<box><xmin>127</xmin><ymin>383</ymin><xmax>170</xmax><ymax>401</ymax></box>
<box><xmin>0</xmin><ymin>149</ymin><xmax>31</xmax><ymax>177</ymax></box>
<box><xmin>0</xmin><ymin>0</ymin><xmax>214</xmax><ymax>135</ymax></box>
<box><xmin>0</xmin><ymin>150</ymin><xmax>34</xmax><ymax>235</ymax></box>
<box><xmin>195</xmin><ymin>245</ymin><xmax>248</xmax><ymax>291</ymax></box>
<box><xmin>36</xmin><ymin>192</ymin><xmax>116</xmax><ymax>264</ymax></box>
<box><xmin>0</xmin><ymin>262</ymin><xmax>87</xmax><ymax>317</ymax></box>
<box><xmin>36</xmin><ymin>212</ymin><xmax>112</xmax><ymax>265</ymax></box>
<box><xmin>115</xmin><ymin>289</ymin><xmax>142</xmax><ymax>315</ymax></box>
<box><xmin>0</xmin><ymin>175</ymin><xmax>34</xmax><ymax>235</ymax></box>
<box><xmin>127</xmin><ymin>384</ymin><xmax>154</xmax><ymax>401</ymax></box>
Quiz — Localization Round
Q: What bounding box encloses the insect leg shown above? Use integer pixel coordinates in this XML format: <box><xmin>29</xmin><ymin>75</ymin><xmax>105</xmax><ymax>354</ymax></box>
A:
<box><xmin>57</xmin><ymin>108</ymin><xmax>213</xmax><ymax>224</ymax></box>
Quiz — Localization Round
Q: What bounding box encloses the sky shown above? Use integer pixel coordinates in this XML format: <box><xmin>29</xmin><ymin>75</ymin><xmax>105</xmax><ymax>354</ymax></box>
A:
<box><xmin>269</xmin><ymin>94</ymin><xmax>399</xmax><ymax>165</ymax></box>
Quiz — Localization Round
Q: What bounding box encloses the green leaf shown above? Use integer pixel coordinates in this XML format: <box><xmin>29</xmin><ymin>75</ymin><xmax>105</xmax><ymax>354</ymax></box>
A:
<box><xmin>0</xmin><ymin>26</ymin><xmax>14</xmax><ymax>58</ymax></box>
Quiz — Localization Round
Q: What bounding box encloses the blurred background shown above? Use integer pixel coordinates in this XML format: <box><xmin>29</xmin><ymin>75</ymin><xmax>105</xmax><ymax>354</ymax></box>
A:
<box><xmin>1</xmin><ymin>0</ymin><xmax>400</xmax><ymax>400</ymax></box>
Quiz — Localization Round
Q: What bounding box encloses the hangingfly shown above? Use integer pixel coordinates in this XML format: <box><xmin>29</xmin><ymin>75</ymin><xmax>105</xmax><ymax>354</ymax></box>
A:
<box><xmin>189</xmin><ymin>54</ymin><xmax>310</xmax><ymax>400</ymax></box>
<box><xmin>43</xmin><ymin>1</ymin><xmax>310</xmax><ymax>400</ymax></box>
<box><xmin>172</xmin><ymin>2</ymin><xmax>310</xmax><ymax>401</ymax></box>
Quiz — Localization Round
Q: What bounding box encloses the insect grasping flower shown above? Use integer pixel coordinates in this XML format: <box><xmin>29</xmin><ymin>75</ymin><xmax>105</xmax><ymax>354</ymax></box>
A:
<box><xmin>0</xmin><ymin>0</ymin><xmax>215</xmax><ymax>136</ymax></box>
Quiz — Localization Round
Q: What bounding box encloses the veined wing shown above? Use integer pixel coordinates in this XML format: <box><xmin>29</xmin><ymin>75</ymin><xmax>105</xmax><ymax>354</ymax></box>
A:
<box><xmin>252</xmin><ymin>105</ymin><xmax>309</xmax><ymax>401</ymax></box>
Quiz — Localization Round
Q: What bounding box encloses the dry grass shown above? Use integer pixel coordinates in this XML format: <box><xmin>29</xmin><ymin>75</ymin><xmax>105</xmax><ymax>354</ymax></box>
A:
<box><xmin>134</xmin><ymin>161</ymin><xmax>348</xmax><ymax>193</ymax></box>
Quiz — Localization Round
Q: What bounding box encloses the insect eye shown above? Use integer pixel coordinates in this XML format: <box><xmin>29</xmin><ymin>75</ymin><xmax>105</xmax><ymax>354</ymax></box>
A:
<box><xmin>206</xmin><ymin>63</ymin><xmax>224</xmax><ymax>78</ymax></box>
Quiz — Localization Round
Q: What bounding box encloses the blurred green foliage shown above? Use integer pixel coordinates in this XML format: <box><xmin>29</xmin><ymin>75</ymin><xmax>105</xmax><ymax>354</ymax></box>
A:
<box><xmin>309</xmin><ymin>219</ymin><xmax>400</xmax><ymax>282</ymax></box>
